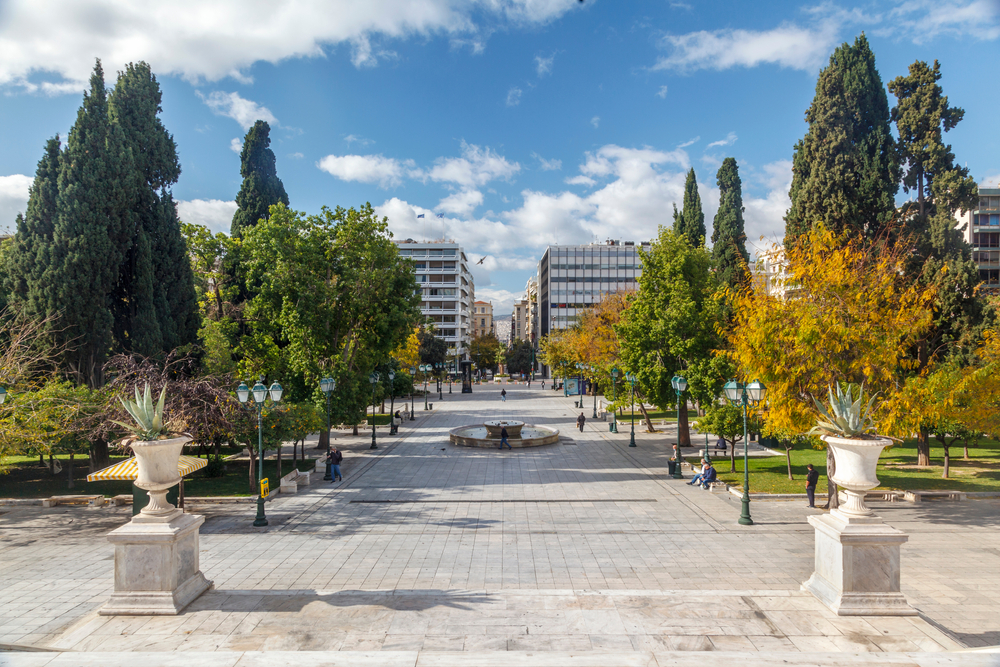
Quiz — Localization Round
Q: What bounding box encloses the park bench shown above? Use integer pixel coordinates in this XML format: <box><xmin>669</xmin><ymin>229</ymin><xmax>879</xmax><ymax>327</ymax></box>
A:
<box><xmin>279</xmin><ymin>469</ymin><xmax>313</xmax><ymax>494</ymax></box>
<box><xmin>703</xmin><ymin>481</ymin><xmax>728</xmax><ymax>493</ymax></box>
<box><xmin>904</xmin><ymin>490</ymin><xmax>966</xmax><ymax>503</ymax></box>
<box><xmin>42</xmin><ymin>495</ymin><xmax>106</xmax><ymax>508</ymax></box>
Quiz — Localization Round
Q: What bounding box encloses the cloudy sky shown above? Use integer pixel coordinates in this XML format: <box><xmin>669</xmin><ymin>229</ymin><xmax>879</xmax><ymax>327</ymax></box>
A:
<box><xmin>0</xmin><ymin>0</ymin><xmax>997</xmax><ymax>313</ymax></box>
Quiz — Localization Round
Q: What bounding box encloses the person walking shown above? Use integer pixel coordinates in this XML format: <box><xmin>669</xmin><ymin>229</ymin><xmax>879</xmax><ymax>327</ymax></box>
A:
<box><xmin>576</xmin><ymin>412</ymin><xmax>586</xmax><ymax>432</ymax></box>
<box><xmin>499</xmin><ymin>425</ymin><xmax>512</xmax><ymax>450</ymax></box>
<box><xmin>328</xmin><ymin>447</ymin><xmax>344</xmax><ymax>482</ymax></box>
<box><xmin>500</xmin><ymin>388</ymin><xmax>507</xmax><ymax>402</ymax></box>
<box><xmin>805</xmin><ymin>463</ymin><xmax>819</xmax><ymax>508</ymax></box>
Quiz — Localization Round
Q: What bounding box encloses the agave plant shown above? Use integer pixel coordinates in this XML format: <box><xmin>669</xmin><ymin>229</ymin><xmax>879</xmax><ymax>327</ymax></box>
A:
<box><xmin>112</xmin><ymin>383</ymin><xmax>173</xmax><ymax>441</ymax></box>
<box><xmin>808</xmin><ymin>383</ymin><xmax>878</xmax><ymax>439</ymax></box>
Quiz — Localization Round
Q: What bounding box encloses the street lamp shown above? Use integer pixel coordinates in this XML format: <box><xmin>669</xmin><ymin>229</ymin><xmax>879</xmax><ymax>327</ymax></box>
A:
<box><xmin>625</xmin><ymin>371</ymin><xmax>637</xmax><ymax>447</ymax></box>
<box><xmin>589</xmin><ymin>365</ymin><xmax>598</xmax><ymax>419</ymax></box>
<box><xmin>237</xmin><ymin>378</ymin><xmax>282</xmax><ymax>527</ymax></box>
<box><xmin>670</xmin><ymin>375</ymin><xmax>688</xmax><ymax>479</ymax></box>
<box><xmin>368</xmin><ymin>372</ymin><xmax>380</xmax><ymax>449</ymax></box>
<box><xmin>723</xmin><ymin>378</ymin><xmax>767</xmax><ymax>526</ymax></box>
<box><xmin>609</xmin><ymin>368</ymin><xmax>619</xmax><ymax>433</ymax></box>
<box><xmin>408</xmin><ymin>367</ymin><xmax>416</xmax><ymax>420</ymax></box>
<box><xmin>387</xmin><ymin>371</ymin><xmax>397</xmax><ymax>435</ymax></box>
<box><xmin>419</xmin><ymin>364</ymin><xmax>430</xmax><ymax>410</ymax></box>
<box><xmin>320</xmin><ymin>377</ymin><xmax>336</xmax><ymax>481</ymax></box>
<box><xmin>435</xmin><ymin>362</ymin><xmax>443</xmax><ymax>400</ymax></box>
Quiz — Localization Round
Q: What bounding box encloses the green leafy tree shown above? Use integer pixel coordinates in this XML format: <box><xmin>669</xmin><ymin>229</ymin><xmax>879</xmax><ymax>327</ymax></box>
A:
<box><xmin>418</xmin><ymin>330</ymin><xmax>448</xmax><ymax>366</ymax></box>
<box><xmin>617</xmin><ymin>227</ymin><xmax>721</xmax><ymax>445</ymax></box>
<box><xmin>505</xmin><ymin>339</ymin><xmax>535</xmax><ymax>376</ymax></box>
<box><xmin>889</xmin><ymin>59</ymin><xmax>981</xmax><ymax>466</ymax></box>
<box><xmin>711</xmin><ymin>158</ymin><xmax>749</xmax><ymax>290</ymax></box>
<box><xmin>695</xmin><ymin>403</ymin><xmax>763</xmax><ymax>474</ymax></box>
<box><xmin>785</xmin><ymin>34</ymin><xmax>899</xmax><ymax>246</ymax></box>
<box><xmin>230</xmin><ymin>121</ymin><xmax>288</xmax><ymax>239</ymax></box>
<box><xmin>673</xmin><ymin>168</ymin><xmax>705</xmax><ymax>247</ymax></box>
<box><xmin>469</xmin><ymin>332</ymin><xmax>501</xmax><ymax>373</ymax></box>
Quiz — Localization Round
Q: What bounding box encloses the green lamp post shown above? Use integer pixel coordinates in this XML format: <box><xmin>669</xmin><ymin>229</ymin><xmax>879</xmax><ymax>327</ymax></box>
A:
<box><xmin>723</xmin><ymin>378</ymin><xmax>766</xmax><ymax>526</ymax></box>
<box><xmin>670</xmin><ymin>375</ymin><xmax>688</xmax><ymax>479</ymax></box>
<box><xmin>625</xmin><ymin>371</ymin><xmax>637</xmax><ymax>447</ymax></box>
<box><xmin>408</xmin><ymin>367</ymin><xmax>416</xmax><ymax>420</ymax></box>
<box><xmin>368</xmin><ymin>372</ymin><xmax>380</xmax><ymax>449</ymax></box>
<box><xmin>237</xmin><ymin>378</ymin><xmax>283</xmax><ymax>527</ymax></box>
<box><xmin>320</xmin><ymin>377</ymin><xmax>335</xmax><ymax>480</ymax></box>
<box><xmin>419</xmin><ymin>364</ymin><xmax>430</xmax><ymax>409</ymax></box>
<box><xmin>609</xmin><ymin>367</ymin><xmax>619</xmax><ymax>433</ymax></box>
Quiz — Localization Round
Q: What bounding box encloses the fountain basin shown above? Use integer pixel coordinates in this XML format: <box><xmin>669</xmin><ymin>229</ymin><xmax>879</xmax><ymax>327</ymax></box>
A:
<box><xmin>484</xmin><ymin>420</ymin><xmax>524</xmax><ymax>438</ymax></box>
<box><xmin>450</xmin><ymin>424</ymin><xmax>559</xmax><ymax>448</ymax></box>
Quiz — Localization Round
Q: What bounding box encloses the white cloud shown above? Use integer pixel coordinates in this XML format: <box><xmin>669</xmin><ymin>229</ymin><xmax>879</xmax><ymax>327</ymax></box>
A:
<box><xmin>0</xmin><ymin>0</ymin><xmax>583</xmax><ymax>91</ymax></box>
<box><xmin>344</xmin><ymin>134</ymin><xmax>373</xmax><ymax>147</ymax></box>
<box><xmin>656</xmin><ymin>85</ymin><xmax>668</xmax><ymax>98</ymax></box>
<box><xmin>565</xmin><ymin>175</ymin><xmax>596</xmax><ymax>187</ymax></box>
<box><xmin>289</xmin><ymin>152</ymin><xmax>305</xmax><ymax>159</ymax></box>
<box><xmin>590</xmin><ymin>116</ymin><xmax>600</xmax><ymax>128</ymax></box>
<box><xmin>981</xmin><ymin>172</ymin><xmax>1000</xmax><ymax>188</ymax></box>
<box><xmin>677</xmin><ymin>136</ymin><xmax>700</xmax><ymax>148</ymax></box>
<box><xmin>706</xmin><ymin>132</ymin><xmax>737</xmax><ymax>148</ymax></box>
<box><xmin>473</xmin><ymin>287</ymin><xmax>523</xmax><ymax>314</ymax></box>
<box><xmin>531</xmin><ymin>152</ymin><xmax>561</xmax><ymax>171</ymax></box>
<box><xmin>0</xmin><ymin>174</ymin><xmax>32</xmax><ymax>233</ymax></box>
<box><xmin>654</xmin><ymin>23</ymin><xmax>840</xmax><ymax>73</ymax></box>
<box><xmin>427</xmin><ymin>142</ymin><xmax>520</xmax><ymax>188</ymax></box>
<box><xmin>317</xmin><ymin>153</ymin><xmax>415</xmax><ymax>188</ymax></box>
<box><xmin>437</xmin><ymin>189</ymin><xmax>484</xmax><ymax>216</ymax></box>
<box><xmin>506</xmin><ymin>86</ymin><xmax>522</xmax><ymax>106</ymax></box>
<box><xmin>887</xmin><ymin>0</ymin><xmax>1000</xmax><ymax>43</ymax></box>
<box><xmin>534</xmin><ymin>54</ymin><xmax>554</xmax><ymax>77</ymax></box>
<box><xmin>199</xmin><ymin>91</ymin><xmax>277</xmax><ymax>130</ymax></box>
<box><xmin>230</xmin><ymin>138</ymin><xmax>243</xmax><ymax>154</ymax></box>
<box><xmin>742</xmin><ymin>160</ymin><xmax>792</xmax><ymax>250</ymax></box>
<box><xmin>175</xmin><ymin>199</ymin><xmax>237</xmax><ymax>235</ymax></box>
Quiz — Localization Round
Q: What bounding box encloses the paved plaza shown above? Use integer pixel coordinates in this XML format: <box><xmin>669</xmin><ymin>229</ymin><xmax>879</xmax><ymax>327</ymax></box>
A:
<box><xmin>2</xmin><ymin>384</ymin><xmax>1000</xmax><ymax>665</ymax></box>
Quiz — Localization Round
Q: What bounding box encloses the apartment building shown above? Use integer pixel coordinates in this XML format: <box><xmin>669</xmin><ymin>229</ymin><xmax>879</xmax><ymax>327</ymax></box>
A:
<box><xmin>472</xmin><ymin>300</ymin><xmax>494</xmax><ymax>338</ymax></box>
<box><xmin>960</xmin><ymin>186</ymin><xmax>1000</xmax><ymax>294</ymax></box>
<box><xmin>395</xmin><ymin>239</ymin><xmax>475</xmax><ymax>361</ymax></box>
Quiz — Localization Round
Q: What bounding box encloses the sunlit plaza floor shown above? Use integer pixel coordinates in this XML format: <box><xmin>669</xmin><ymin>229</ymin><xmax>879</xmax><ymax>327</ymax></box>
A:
<box><xmin>2</xmin><ymin>384</ymin><xmax>999</xmax><ymax>665</ymax></box>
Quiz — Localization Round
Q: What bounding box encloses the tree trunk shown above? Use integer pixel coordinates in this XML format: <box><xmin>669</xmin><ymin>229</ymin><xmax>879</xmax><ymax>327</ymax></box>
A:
<box><xmin>964</xmin><ymin>443</ymin><xmax>970</xmax><ymax>460</ymax></box>
<box><xmin>352</xmin><ymin>425</ymin><xmax>359</xmax><ymax>436</ymax></box>
<box><xmin>636</xmin><ymin>402</ymin><xmax>655</xmax><ymax>433</ymax></box>
<box><xmin>729</xmin><ymin>438</ymin><xmax>736</xmax><ymax>473</ymax></box>
<box><xmin>90</xmin><ymin>439</ymin><xmax>111</xmax><ymax>471</ymax></box>
<box><xmin>67</xmin><ymin>453</ymin><xmax>74</xmax><ymax>490</ymax></box>
<box><xmin>293</xmin><ymin>439</ymin><xmax>298</xmax><ymax>468</ymax></box>
<box><xmin>317</xmin><ymin>428</ymin><xmax>329</xmax><ymax>450</ymax></box>
<box><xmin>823</xmin><ymin>448</ymin><xmax>838</xmax><ymax>510</ymax></box>
<box><xmin>917</xmin><ymin>426</ymin><xmax>931</xmax><ymax>466</ymax></box>
<box><xmin>49</xmin><ymin>453</ymin><xmax>56</xmax><ymax>475</ymax></box>
<box><xmin>678</xmin><ymin>401</ymin><xmax>691</xmax><ymax>447</ymax></box>
<box><xmin>276</xmin><ymin>445</ymin><xmax>282</xmax><ymax>480</ymax></box>
<box><xmin>248</xmin><ymin>450</ymin><xmax>257</xmax><ymax>494</ymax></box>
<box><xmin>785</xmin><ymin>446</ymin><xmax>793</xmax><ymax>480</ymax></box>
<box><xmin>942</xmin><ymin>444</ymin><xmax>950</xmax><ymax>479</ymax></box>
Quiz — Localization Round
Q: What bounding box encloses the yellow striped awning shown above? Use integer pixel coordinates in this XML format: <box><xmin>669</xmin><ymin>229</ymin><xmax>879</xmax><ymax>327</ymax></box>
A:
<box><xmin>86</xmin><ymin>455</ymin><xmax>208</xmax><ymax>482</ymax></box>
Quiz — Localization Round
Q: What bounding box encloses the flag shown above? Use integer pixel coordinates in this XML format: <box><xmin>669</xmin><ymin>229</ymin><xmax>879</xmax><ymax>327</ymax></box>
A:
<box><xmin>417</xmin><ymin>214</ymin><xmax>425</xmax><ymax>218</ymax></box>
<box><xmin>437</xmin><ymin>214</ymin><xmax>444</xmax><ymax>218</ymax></box>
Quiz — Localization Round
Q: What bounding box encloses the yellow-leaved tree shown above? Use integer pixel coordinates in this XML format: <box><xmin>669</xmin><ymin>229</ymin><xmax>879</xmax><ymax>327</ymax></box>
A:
<box><xmin>726</xmin><ymin>225</ymin><xmax>937</xmax><ymax>504</ymax></box>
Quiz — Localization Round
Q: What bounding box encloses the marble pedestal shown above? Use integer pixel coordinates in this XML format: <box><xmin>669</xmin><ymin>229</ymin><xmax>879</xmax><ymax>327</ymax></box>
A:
<box><xmin>102</xmin><ymin>511</ymin><xmax>213</xmax><ymax>615</ymax></box>
<box><xmin>802</xmin><ymin>511</ymin><xmax>915</xmax><ymax>616</ymax></box>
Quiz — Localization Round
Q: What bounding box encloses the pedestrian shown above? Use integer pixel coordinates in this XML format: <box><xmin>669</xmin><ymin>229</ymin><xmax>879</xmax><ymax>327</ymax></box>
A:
<box><xmin>499</xmin><ymin>425</ymin><xmax>512</xmax><ymax>450</ymax></box>
<box><xmin>805</xmin><ymin>463</ymin><xmax>819</xmax><ymax>508</ymax></box>
<box><xmin>328</xmin><ymin>447</ymin><xmax>343</xmax><ymax>482</ymax></box>
<box><xmin>500</xmin><ymin>388</ymin><xmax>507</xmax><ymax>402</ymax></box>
<box><xmin>577</xmin><ymin>412</ymin><xmax>586</xmax><ymax>432</ymax></box>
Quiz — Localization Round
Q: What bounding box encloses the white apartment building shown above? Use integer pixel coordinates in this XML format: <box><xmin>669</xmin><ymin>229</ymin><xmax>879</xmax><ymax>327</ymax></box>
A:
<box><xmin>395</xmin><ymin>239</ymin><xmax>475</xmax><ymax>361</ymax></box>
<box><xmin>960</xmin><ymin>186</ymin><xmax>1000</xmax><ymax>294</ymax></box>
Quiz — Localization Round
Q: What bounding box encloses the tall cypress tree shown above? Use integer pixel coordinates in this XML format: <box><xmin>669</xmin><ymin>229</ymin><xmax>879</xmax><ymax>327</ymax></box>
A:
<box><xmin>711</xmin><ymin>158</ymin><xmax>749</xmax><ymax>289</ymax></box>
<box><xmin>231</xmin><ymin>121</ymin><xmax>288</xmax><ymax>238</ymax></box>
<box><xmin>785</xmin><ymin>34</ymin><xmax>899</xmax><ymax>246</ymax></box>
<box><xmin>108</xmin><ymin>62</ymin><xmax>199</xmax><ymax>353</ymax></box>
<box><xmin>48</xmin><ymin>60</ymin><xmax>137</xmax><ymax>386</ymax></box>
<box><xmin>673</xmin><ymin>168</ymin><xmax>705</xmax><ymax>247</ymax></box>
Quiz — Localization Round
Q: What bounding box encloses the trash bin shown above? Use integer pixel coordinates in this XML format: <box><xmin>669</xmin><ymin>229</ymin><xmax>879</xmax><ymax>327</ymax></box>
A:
<box><xmin>429</xmin><ymin>403</ymin><xmax>433</xmax><ymax>410</ymax></box>
<box><xmin>667</xmin><ymin>460</ymin><xmax>677</xmax><ymax>476</ymax></box>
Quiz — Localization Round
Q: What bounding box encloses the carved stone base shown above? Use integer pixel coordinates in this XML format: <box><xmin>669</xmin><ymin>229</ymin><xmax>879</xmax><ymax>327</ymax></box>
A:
<box><xmin>102</xmin><ymin>512</ymin><xmax>213</xmax><ymax>615</ymax></box>
<box><xmin>802</xmin><ymin>512</ymin><xmax>916</xmax><ymax>616</ymax></box>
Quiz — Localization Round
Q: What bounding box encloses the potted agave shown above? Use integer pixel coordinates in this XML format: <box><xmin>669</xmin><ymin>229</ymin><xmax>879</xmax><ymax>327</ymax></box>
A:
<box><xmin>809</xmin><ymin>383</ymin><xmax>891</xmax><ymax>518</ymax></box>
<box><xmin>113</xmin><ymin>383</ymin><xmax>189</xmax><ymax>519</ymax></box>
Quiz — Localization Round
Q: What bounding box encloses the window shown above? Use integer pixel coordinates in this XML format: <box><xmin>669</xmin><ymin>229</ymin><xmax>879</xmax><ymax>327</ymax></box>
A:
<box><xmin>481</xmin><ymin>318</ymin><xmax>486</xmax><ymax>326</ymax></box>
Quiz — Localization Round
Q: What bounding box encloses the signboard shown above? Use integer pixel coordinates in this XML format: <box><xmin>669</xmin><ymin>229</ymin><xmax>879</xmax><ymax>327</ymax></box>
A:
<box><xmin>565</xmin><ymin>378</ymin><xmax>581</xmax><ymax>395</ymax></box>
<box><xmin>260</xmin><ymin>478</ymin><xmax>270</xmax><ymax>499</ymax></box>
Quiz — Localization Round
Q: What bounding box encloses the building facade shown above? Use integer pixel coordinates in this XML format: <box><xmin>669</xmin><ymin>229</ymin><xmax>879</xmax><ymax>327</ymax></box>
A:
<box><xmin>960</xmin><ymin>187</ymin><xmax>1000</xmax><ymax>294</ymax></box>
<box><xmin>493</xmin><ymin>316</ymin><xmax>511</xmax><ymax>344</ymax></box>
<box><xmin>395</xmin><ymin>239</ymin><xmax>475</xmax><ymax>360</ymax></box>
<box><xmin>472</xmin><ymin>300</ymin><xmax>494</xmax><ymax>338</ymax></box>
<box><xmin>512</xmin><ymin>299</ymin><xmax>529</xmax><ymax>344</ymax></box>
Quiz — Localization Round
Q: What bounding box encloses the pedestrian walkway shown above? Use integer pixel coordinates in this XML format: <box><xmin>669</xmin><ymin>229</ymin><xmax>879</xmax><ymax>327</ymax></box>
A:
<box><xmin>1</xmin><ymin>384</ymin><xmax>998</xmax><ymax>664</ymax></box>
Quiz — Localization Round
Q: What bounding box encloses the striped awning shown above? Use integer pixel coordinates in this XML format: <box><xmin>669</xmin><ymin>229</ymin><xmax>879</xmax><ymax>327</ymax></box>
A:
<box><xmin>86</xmin><ymin>455</ymin><xmax>208</xmax><ymax>482</ymax></box>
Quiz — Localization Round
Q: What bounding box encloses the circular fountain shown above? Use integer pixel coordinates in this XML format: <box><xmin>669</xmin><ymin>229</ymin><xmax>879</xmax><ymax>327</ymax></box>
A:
<box><xmin>450</xmin><ymin>419</ymin><xmax>559</xmax><ymax>448</ymax></box>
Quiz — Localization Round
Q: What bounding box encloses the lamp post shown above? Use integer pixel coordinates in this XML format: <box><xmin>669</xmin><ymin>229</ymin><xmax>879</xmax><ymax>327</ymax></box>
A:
<box><xmin>237</xmin><ymin>378</ymin><xmax>283</xmax><ymax>527</ymax></box>
<box><xmin>590</xmin><ymin>365</ymin><xmax>598</xmax><ymax>419</ymax></box>
<box><xmin>368</xmin><ymin>372</ymin><xmax>379</xmax><ymax>449</ymax></box>
<box><xmin>320</xmin><ymin>377</ymin><xmax>335</xmax><ymax>481</ymax></box>
<box><xmin>419</xmin><ymin>364</ymin><xmax>430</xmax><ymax>409</ymax></box>
<box><xmin>436</xmin><ymin>362</ymin><xmax>443</xmax><ymax>400</ymax></box>
<box><xmin>625</xmin><ymin>371</ymin><xmax>637</xmax><ymax>447</ymax></box>
<box><xmin>723</xmin><ymin>379</ymin><xmax>766</xmax><ymax>526</ymax></box>
<box><xmin>408</xmin><ymin>367</ymin><xmax>416</xmax><ymax>420</ymax></box>
<box><xmin>388</xmin><ymin>371</ymin><xmax>396</xmax><ymax>435</ymax></box>
<box><xmin>670</xmin><ymin>375</ymin><xmax>688</xmax><ymax>479</ymax></box>
<box><xmin>610</xmin><ymin>368</ymin><xmax>619</xmax><ymax>433</ymax></box>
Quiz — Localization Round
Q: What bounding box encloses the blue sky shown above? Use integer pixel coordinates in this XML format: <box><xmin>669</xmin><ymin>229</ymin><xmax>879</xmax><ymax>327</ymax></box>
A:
<box><xmin>0</xmin><ymin>0</ymin><xmax>998</xmax><ymax>313</ymax></box>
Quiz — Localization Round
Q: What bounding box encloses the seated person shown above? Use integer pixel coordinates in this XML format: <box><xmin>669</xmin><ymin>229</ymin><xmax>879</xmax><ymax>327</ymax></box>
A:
<box><xmin>686</xmin><ymin>460</ymin><xmax>709</xmax><ymax>485</ymax></box>
<box><xmin>715</xmin><ymin>436</ymin><xmax>727</xmax><ymax>451</ymax></box>
<box><xmin>700</xmin><ymin>465</ymin><xmax>718</xmax><ymax>488</ymax></box>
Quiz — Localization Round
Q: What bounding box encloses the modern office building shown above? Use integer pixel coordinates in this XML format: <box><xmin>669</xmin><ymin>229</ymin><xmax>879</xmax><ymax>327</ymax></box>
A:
<box><xmin>960</xmin><ymin>186</ymin><xmax>1000</xmax><ymax>294</ymax></box>
<box><xmin>472</xmin><ymin>300</ymin><xmax>494</xmax><ymax>338</ymax></box>
<box><xmin>394</xmin><ymin>239</ymin><xmax>475</xmax><ymax>360</ymax></box>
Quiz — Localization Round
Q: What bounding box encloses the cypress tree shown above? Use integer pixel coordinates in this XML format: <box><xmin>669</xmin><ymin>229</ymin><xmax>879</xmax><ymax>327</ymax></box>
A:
<box><xmin>108</xmin><ymin>62</ymin><xmax>199</xmax><ymax>353</ymax></box>
<box><xmin>673</xmin><ymin>168</ymin><xmax>705</xmax><ymax>247</ymax></box>
<box><xmin>711</xmin><ymin>158</ymin><xmax>749</xmax><ymax>289</ymax></box>
<box><xmin>231</xmin><ymin>121</ymin><xmax>288</xmax><ymax>238</ymax></box>
<box><xmin>785</xmin><ymin>34</ymin><xmax>899</xmax><ymax>246</ymax></box>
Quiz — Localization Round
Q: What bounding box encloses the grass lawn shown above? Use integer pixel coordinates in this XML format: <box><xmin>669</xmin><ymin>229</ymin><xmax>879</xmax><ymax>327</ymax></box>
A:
<box><xmin>694</xmin><ymin>438</ymin><xmax>1000</xmax><ymax>494</ymax></box>
<box><xmin>0</xmin><ymin>450</ymin><xmax>318</xmax><ymax>498</ymax></box>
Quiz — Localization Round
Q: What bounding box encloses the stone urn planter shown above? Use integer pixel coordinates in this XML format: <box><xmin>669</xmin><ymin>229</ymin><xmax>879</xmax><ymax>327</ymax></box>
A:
<box><xmin>484</xmin><ymin>420</ymin><xmax>524</xmax><ymax>439</ymax></box>
<box><xmin>130</xmin><ymin>435</ymin><xmax>189</xmax><ymax>519</ymax></box>
<box><xmin>823</xmin><ymin>434</ymin><xmax>892</xmax><ymax>519</ymax></box>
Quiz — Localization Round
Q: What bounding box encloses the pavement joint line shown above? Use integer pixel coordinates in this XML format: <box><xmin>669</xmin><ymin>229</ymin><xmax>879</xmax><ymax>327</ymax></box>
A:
<box><xmin>347</xmin><ymin>499</ymin><xmax>661</xmax><ymax>503</ymax></box>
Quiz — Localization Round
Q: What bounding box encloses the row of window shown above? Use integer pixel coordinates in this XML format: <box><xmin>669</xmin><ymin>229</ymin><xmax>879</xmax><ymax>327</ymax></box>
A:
<box><xmin>416</xmin><ymin>275</ymin><xmax>457</xmax><ymax>283</ymax></box>
<box><xmin>549</xmin><ymin>277</ymin><xmax>639</xmax><ymax>283</ymax></box>
<box><xmin>548</xmin><ymin>263</ymin><xmax>640</xmax><ymax>270</ymax></box>
<box><xmin>980</xmin><ymin>197</ymin><xmax>1000</xmax><ymax>212</ymax></box>
<box><xmin>974</xmin><ymin>214</ymin><xmax>1000</xmax><ymax>227</ymax></box>
<box><xmin>412</xmin><ymin>262</ymin><xmax>457</xmax><ymax>270</ymax></box>
<box><xmin>973</xmin><ymin>233</ymin><xmax>1000</xmax><ymax>248</ymax></box>
<box><xmin>424</xmin><ymin>288</ymin><xmax>457</xmax><ymax>296</ymax></box>
<box><xmin>399</xmin><ymin>248</ymin><xmax>458</xmax><ymax>256</ymax></box>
